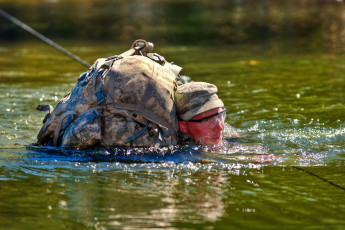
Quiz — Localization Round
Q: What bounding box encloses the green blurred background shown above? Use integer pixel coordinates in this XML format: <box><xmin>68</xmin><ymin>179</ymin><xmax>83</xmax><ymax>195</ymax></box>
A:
<box><xmin>1</xmin><ymin>0</ymin><xmax>344</xmax><ymax>49</ymax></box>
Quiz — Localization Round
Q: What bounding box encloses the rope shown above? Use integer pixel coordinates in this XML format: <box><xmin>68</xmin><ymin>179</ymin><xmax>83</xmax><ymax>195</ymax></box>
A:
<box><xmin>0</xmin><ymin>8</ymin><xmax>90</xmax><ymax>68</ymax></box>
<box><xmin>292</xmin><ymin>166</ymin><xmax>345</xmax><ymax>191</ymax></box>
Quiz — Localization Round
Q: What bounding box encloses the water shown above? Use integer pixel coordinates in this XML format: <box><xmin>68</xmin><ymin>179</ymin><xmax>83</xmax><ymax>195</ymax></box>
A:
<box><xmin>1</xmin><ymin>1</ymin><xmax>345</xmax><ymax>228</ymax></box>
<box><xmin>0</xmin><ymin>41</ymin><xmax>344</xmax><ymax>229</ymax></box>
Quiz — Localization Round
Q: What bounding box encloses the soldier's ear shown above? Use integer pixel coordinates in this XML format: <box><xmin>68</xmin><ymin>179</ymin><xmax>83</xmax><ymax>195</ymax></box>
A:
<box><xmin>178</xmin><ymin>121</ymin><xmax>188</xmax><ymax>134</ymax></box>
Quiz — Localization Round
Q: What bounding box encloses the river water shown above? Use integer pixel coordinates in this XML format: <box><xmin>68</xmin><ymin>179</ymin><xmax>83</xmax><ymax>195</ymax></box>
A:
<box><xmin>1</xmin><ymin>1</ymin><xmax>345</xmax><ymax>229</ymax></box>
<box><xmin>0</xmin><ymin>41</ymin><xmax>344</xmax><ymax>229</ymax></box>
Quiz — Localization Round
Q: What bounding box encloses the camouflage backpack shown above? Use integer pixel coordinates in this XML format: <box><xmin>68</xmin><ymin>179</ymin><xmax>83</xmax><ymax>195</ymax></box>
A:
<box><xmin>36</xmin><ymin>40</ymin><xmax>182</xmax><ymax>149</ymax></box>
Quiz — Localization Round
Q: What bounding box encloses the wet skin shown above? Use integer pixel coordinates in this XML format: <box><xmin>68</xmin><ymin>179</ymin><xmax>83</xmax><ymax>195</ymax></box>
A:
<box><xmin>179</xmin><ymin>107</ymin><xmax>225</xmax><ymax>145</ymax></box>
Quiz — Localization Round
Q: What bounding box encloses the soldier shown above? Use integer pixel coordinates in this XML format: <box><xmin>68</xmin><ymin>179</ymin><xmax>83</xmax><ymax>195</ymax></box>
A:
<box><xmin>175</xmin><ymin>82</ymin><xmax>238</xmax><ymax>145</ymax></box>
<box><xmin>36</xmin><ymin>40</ymin><xmax>236</xmax><ymax>149</ymax></box>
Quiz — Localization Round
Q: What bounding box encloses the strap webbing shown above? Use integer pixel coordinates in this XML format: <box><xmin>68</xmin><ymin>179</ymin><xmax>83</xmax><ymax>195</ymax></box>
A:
<box><xmin>125</xmin><ymin>121</ymin><xmax>150</xmax><ymax>143</ymax></box>
<box><xmin>105</xmin><ymin>102</ymin><xmax>176</xmax><ymax>136</ymax></box>
<box><xmin>136</xmin><ymin>79</ymin><xmax>155</xmax><ymax>113</ymax></box>
<box><xmin>53</xmin><ymin>111</ymin><xmax>77</xmax><ymax>146</ymax></box>
<box><xmin>136</xmin><ymin>60</ymin><xmax>155</xmax><ymax>113</ymax></box>
<box><xmin>95</xmin><ymin>69</ymin><xmax>106</xmax><ymax>105</ymax></box>
<box><xmin>53</xmin><ymin>106</ymin><xmax>101</xmax><ymax>146</ymax></box>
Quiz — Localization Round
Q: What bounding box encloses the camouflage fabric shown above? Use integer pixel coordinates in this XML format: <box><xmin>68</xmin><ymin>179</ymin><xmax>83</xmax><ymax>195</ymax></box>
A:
<box><xmin>60</xmin><ymin>108</ymin><xmax>163</xmax><ymax>148</ymax></box>
<box><xmin>175</xmin><ymin>82</ymin><xmax>224</xmax><ymax>121</ymax></box>
<box><xmin>37</xmin><ymin>48</ymin><xmax>181</xmax><ymax>149</ymax></box>
<box><xmin>36</xmin><ymin>58</ymin><xmax>105</xmax><ymax>146</ymax></box>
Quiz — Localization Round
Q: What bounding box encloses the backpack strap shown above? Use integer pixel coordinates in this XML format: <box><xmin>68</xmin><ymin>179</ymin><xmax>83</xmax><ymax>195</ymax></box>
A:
<box><xmin>136</xmin><ymin>78</ymin><xmax>155</xmax><ymax>113</ymax></box>
<box><xmin>124</xmin><ymin>121</ymin><xmax>150</xmax><ymax>144</ymax></box>
<box><xmin>94</xmin><ymin>68</ymin><xmax>106</xmax><ymax>105</ymax></box>
<box><xmin>147</xmin><ymin>53</ymin><xmax>182</xmax><ymax>76</ymax></box>
<box><xmin>52</xmin><ymin>106</ymin><xmax>102</xmax><ymax>146</ymax></box>
<box><xmin>53</xmin><ymin>111</ymin><xmax>77</xmax><ymax>146</ymax></box>
<box><xmin>153</xmin><ymin>127</ymin><xmax>165</xmax><ymax>148</ymax></box>
<box><xmin>117</xmin><ymin>39</ymin><xmax>152</xmax><ymax>59</ymax></box>
<box><xmin>104</xmin><ymin>102</ymin><xmax>176</xmax><ymax>138</ymax></box>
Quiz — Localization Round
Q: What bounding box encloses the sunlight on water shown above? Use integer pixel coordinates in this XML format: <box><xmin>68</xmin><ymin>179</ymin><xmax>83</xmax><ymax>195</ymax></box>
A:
<box><xmin>1</xmin><ymin>42</ymin><xmax>345</xmax><ymax>229</ymax></box>
<box><xmin>0</xmin><ymin>43</ymin><xmax>343</xmax><ymax>173</ymax></box>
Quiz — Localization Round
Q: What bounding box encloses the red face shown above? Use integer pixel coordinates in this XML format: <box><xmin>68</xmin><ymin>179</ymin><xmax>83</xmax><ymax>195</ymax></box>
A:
<box><xmin>179</xmin><ymin>107</ymin><xmax>225</xmax><ymax>145</ymax></box>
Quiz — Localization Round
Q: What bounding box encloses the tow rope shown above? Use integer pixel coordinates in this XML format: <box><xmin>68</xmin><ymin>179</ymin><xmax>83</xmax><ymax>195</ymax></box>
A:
<box><xmin>293</xmin><ymin>166</ymin><xmax>345</xmax><ymax>191</ymax></box>
<box><xmin>0</xmin><ymin>8</ymin><xmax>90</xmax><ymax>68</ymax></box>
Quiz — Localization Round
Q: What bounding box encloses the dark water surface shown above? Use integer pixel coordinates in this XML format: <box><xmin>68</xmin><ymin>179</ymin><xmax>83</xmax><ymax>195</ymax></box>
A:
<box><xmin>1</xmin><ymin>41</ymin><xmax>344</xmax><ymax>229</ymax></box>
<box><xmin>1</xmin><ymin>1</ymin><xmax>345</xmax><ymax>228</ymax></box>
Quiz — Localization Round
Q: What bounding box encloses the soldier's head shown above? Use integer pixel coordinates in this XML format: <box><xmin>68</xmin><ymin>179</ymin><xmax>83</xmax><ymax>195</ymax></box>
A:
<box><xmin>175</xmin><ymin>82</ymin><xmax>226</xmax><ymax>145</ymax></box>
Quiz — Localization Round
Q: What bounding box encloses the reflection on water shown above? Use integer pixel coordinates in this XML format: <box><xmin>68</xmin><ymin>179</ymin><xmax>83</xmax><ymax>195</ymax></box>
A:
<box><xmin>1</xmin><ymin>39</ymin><xmax>345</xmax><ymax>229</ymax></box>
<box><xmin>1</xmin><ymin>146</ymin><xmax>345</xmax><ymax>229</ymax></box>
